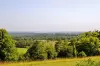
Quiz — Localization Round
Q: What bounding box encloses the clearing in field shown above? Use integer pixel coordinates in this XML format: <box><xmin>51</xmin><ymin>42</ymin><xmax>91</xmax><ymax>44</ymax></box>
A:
<box><xmin>17</xmin><ymin>48</ymin><xmax>28</xmax><ymax>55</ymax></box>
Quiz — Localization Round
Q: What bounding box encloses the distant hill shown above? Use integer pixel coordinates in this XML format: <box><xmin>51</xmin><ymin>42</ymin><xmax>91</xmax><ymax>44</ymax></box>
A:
<box><xmin>9</xmin><ymin>32</ymin><xmax>83</xmax><ymax>36</ymax></box>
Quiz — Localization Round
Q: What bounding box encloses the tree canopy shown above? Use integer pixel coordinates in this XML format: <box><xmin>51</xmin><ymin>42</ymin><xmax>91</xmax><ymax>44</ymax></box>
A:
<box><xmin>0</xmin><ymin>29</ymin><xmax>18</xmax><ymax>61</ymax></box>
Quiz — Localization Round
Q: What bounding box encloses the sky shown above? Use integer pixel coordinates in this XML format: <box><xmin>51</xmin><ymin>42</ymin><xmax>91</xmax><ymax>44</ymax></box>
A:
<box><xmin>0</xmin><ymin>0</ymin><xmax>100</xmax><ymax>32</ymax></box>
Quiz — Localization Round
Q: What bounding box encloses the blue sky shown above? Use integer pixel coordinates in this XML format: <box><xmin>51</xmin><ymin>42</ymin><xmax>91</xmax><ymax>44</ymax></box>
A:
<box><xmin>0</xmin><ymin>0</ymin><xmax>100</xmax><ymax>32</ymax></box>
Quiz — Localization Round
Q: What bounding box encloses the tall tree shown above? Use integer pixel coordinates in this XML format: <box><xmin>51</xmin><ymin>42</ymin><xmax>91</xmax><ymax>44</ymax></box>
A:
<box><xmin>26</xmin><ymin>41</ymin><xmax>47</xmax><ymax>60</ymax></box>
<box><xmin>70</xmin><ymin>38</ymin><xmax>77</xmax><ymax>57</ymax></box>
<box><xmin>77</xmin><ymin>36</ymin><xmax>100</xmax><ymax>56</ymax></box>
<box><xmin>0</xmin><ymin>29</ymin><xmax>18</xmax><ymax>61</ymax></box>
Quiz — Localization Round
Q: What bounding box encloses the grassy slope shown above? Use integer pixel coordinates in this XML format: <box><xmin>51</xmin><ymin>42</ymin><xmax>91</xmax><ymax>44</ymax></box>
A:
<box><xmin>1</xmin><ymin>56</ymin><xmax>100</xmax><ymax>66</ymax></box>
<box><xmin>17</xmin><ymin>48</ymin><xmax>27</xmax><ymax>55</ymax></box>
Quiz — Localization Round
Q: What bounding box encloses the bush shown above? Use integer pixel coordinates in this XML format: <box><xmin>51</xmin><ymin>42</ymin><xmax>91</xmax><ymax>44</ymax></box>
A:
<box><xmin>93</xmin><ymin>49</ymin><xmax>100</xmax><ymax>55</ymax></box>
<box><xmin>46</xmin><ymin>44</ymin><xmax>57</xmax><ymax>59</ymax></box>
<box><xmin>78</xmin><ymin>51</ymin><xmax>87</xmax><ymax>57</ymax></box>
<box><xmin>58</xmin><ymin>46</ymin><xmax>73</xmax><ymax>58</ymax></box>
<box><xmin>26</xmin><ymin>41</ymin><xmax>48</xmax><ymax>60</ymax></box>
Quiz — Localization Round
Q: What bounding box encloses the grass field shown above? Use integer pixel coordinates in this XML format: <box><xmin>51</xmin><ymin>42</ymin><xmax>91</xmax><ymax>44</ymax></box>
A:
<box><xmin>0</xmin><ymin>56</ymin><xmax>100</xmax><ymax>66</ymax></box>
<box><xmin>17</xmin><ymin>48</ymin><xmax>28</xmax><ymax>55</ymax></box>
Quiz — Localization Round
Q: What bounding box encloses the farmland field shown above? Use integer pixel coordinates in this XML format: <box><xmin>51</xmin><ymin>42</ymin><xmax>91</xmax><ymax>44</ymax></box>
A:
<box><xmin>0</xmin><ymin>56</ymin><xmax>100</xmax><ymax>66</ymax></box>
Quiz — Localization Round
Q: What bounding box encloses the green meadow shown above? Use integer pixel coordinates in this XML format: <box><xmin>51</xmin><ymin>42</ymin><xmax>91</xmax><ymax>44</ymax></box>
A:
<box><xmin>17</xmin><ymin>48</ymin><xmax>27</xmax><ymax>55</ymax></box>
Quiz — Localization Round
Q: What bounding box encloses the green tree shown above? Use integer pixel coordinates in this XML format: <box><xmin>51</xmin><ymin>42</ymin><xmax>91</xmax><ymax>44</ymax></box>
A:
<box><xmin>26</xmin><ymin>41</ymin><xmax>47</xmax><ymax>60</ymax></box>
<box><xmin>55</xmin><ymin>40</ymin><xmax>73</xmax><ymax>57</ymax></box>
<box><xmin>0</xmin><ymin>29</ymin><xmax>18</xmax><ymax>61</ymax></box>
<box><xmin>77</xmin><ymin>36</ymin><xmax>100</xmax><ymax>56</ymax></box>
<box><xmin>55</xmin><ymin>40</ymin><xmax>64</xmax><ymax>53</ymax></box>
<box><xmin>70</xmin><ymin>38</ymin><xmax>77</xmax><ymax>57</ymax></box>
<box><xmin>78</xmin><ymin>51</ymin><xmax>87</xmax><ymax>57</ymax></box>
<box><xmin>46</xmin><ymin>43</ymin><xmax>57</xmax><ymax>59</ymax></box>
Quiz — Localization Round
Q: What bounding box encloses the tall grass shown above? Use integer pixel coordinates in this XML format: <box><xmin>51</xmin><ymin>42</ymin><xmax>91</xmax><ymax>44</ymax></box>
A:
<box><xmin>76</xmin><ymin>58</ymin><xmax>100</xmax><ymax>66</ymax></box>
<box><xmin>1</xmin><ymin>56</ymin><xmax>100</xmax><ymax>66</ymax></box>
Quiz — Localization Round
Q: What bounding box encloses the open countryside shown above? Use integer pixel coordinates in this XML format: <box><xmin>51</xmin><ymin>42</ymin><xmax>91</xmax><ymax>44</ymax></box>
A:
<box><xmin>1</xmin><ymin>0</ymin><xmax>100</xmax><ymax>66</ymax></box>
<box><xmin>0</xmin><ymin>29</ymin><xmax>100</xmax><ymax>66</ymax></box>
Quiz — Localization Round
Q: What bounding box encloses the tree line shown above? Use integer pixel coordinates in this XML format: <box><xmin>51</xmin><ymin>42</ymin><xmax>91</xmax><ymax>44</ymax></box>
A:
<box><xmin>0</xmin><ymin>29</ymin><xmax>100</xmax><ymax>61</ymax></box>
<box><xmin>12</xmin><ymin>33</ymin><xmax>78</xmax><ymax>48</ymax></box>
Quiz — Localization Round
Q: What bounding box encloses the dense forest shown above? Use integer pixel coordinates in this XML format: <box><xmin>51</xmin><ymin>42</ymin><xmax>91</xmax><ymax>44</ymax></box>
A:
<box><xmin>0</xmin><ymin>29</ymin><xmax>100</xmax><ymax>61</ymax></box>
<box><xmin>12</xmin><ymin>32</ymin><xmax>80</xmax><ymax>48</ymax></box>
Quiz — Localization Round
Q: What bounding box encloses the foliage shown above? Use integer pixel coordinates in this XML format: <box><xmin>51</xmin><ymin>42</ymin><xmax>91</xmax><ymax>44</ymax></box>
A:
<box><xmin>94</xmin><ymin>48</ymin><xmax>100</xmax><ymax>55</ymax></box>
<box><xmin>11</xmin><ymin>33</ymin><xmax>78</xmax><ymax>40</ymax></box>
<box><xmin>78</xmin><ymin>51</ymin><xmax>87</xmax><ymax>57</ymax></box>
<box><xmin>0</xmin><ymin>29</ymin><xmax>18</xmax><ymax>61</ymax></box>
<box><xmin>1</xmin><ymin>29</ymin><xmax>100</xmax><ymax>61</ymax></box>
<box><xmin>46</xmin><ymin>43</ymin><xmax>57</xmax><ymax>59</ymax></box>
<box><xmin>70</xmin><ymin>38</ymin><xmax>77</xmax><ymax>57</ymax></box>
<box><xmin>14</xmin><ymin>37</ymin><xmax>34</xmax><ymax>48</ymax></box>
<box><xmin>26</xmin><ymin>41</ymin><xmax>48</xmax><ymax>60</ymax></box>
<box><xmin>76</xmin><ymin>58</ymin><xmax>100</xmax><ymax>66</ymax></box>
<box><xmin>77</xmin><ymin>36</ymin><xmax>100</xmax><ymax>56</ymax></box>
<box><xmin>55</xmin><ymin>40</ymin><xmax>73</xmax><ymax>57</ymax></box>
<box><xmin>26</xmin><ymin>40</ymin><xmax>57</xmax><ymax>60</ymax></box>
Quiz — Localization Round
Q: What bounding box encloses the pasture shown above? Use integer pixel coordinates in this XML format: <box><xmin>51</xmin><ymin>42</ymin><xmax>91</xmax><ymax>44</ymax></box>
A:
<box><xmin>17</xmin><ymin>48</ymin><xmax>28</xmax><ymax>55</ymax></box>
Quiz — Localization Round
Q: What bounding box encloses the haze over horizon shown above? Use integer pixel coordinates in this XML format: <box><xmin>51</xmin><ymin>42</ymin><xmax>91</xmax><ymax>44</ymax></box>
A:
<box><xmin>0</xmin><ymin>0</ymin><xmax>100</xmax><ymax>32</ymax></box>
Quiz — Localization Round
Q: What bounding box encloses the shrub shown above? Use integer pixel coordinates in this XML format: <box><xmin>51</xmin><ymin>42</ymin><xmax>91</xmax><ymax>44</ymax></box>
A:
<box><xmin>93</xmin><ymin>49</ymin><xmax>100</xmax><ymax>55</ymax></box>
<box><xmin>46</xmin><ymin>44</ymin><xmax>57</xmax><ymax>59</ymax></box>
<box><xmin>76</xmin><ymin>58</ymin><xmax>100</xmax><ymax>66</ymax></box>
<box><xmin>26</xmin><ymin>41</ymin><xmax>48</xmax><ymax>60</ymax></box>
<box><xmin>58</xmin><ymin>46</ymin><xmax>73</xmax><ymax>58</ymax></box>
<box><xmin>18</xmin><ymin>54</ymin><xmax>25</xmax><ymax>61</ymax></box>
<box><xmin>78</xmin><ymin>51</ymin><xmax>87</xmax><ymax>57</ymax></box>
